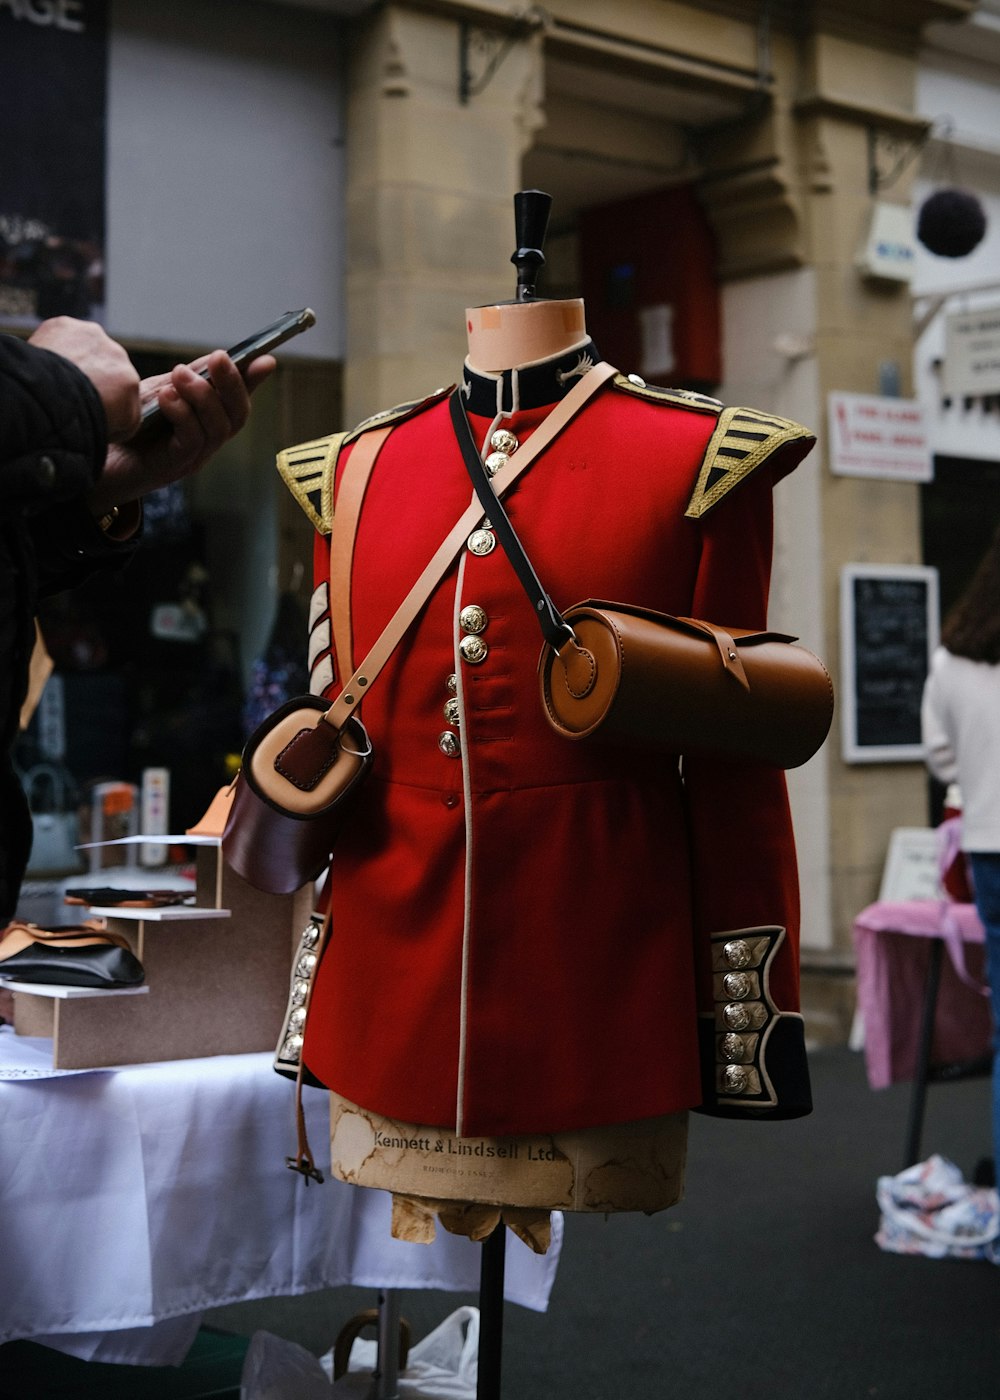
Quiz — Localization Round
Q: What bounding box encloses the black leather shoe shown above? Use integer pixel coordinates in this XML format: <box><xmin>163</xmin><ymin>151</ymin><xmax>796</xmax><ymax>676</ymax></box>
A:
<box><xmin>0</xmin><ymin>924</ymin><xmax>144</xmax><ymax>989</ymax></box>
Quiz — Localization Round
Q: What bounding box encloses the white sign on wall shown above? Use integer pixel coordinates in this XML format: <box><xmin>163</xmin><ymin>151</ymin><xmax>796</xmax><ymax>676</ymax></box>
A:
<box><xmin>857</xmin><ymin>201</ymin><xmax>917</xmax><ymax>283</ymax></box>
<box><xmin>943</xmin><ymin>307</ymin><xmax>1000</xmax><ymax>398</ymax></box>
<box><xmin>828</xmin><ymin>392</ymin><xmax>932</xmax><ymax>482</ymax></box>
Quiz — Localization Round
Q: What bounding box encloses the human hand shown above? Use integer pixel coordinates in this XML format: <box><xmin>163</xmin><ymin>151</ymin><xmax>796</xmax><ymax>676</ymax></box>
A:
<box><xmin>28</xmin><ymin>316</ymin><xmax>141</xmax><ymax>442</ymax></box>
<box><xmin>90</xmin><ymin>349</ymin><xmax>276</xmax><ymax>515</ymax></box>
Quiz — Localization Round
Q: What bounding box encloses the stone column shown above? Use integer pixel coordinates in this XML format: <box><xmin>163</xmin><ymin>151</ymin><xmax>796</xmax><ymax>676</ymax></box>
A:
<box><xmin>342</xmin><ymin>4</ymin><xmax>545</xmax><ymax>426</ymax></box>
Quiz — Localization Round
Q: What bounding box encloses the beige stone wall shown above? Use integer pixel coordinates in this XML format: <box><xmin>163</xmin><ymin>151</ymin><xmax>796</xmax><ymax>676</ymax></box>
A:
<box><xmin>343</xmin><ymin>5</ymin><xmax>545</xmax><ymax>423</ymax></box>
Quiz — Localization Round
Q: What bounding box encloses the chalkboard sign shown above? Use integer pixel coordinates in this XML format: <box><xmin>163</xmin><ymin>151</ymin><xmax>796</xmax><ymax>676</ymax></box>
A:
<box><xmin>840</xmin><ymin>564</ymin><xmax>939</xmax><ymax>763</ymax></box>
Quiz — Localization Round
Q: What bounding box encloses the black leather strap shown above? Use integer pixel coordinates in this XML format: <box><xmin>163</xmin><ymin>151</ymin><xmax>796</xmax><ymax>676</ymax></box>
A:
<box><xmin>448</xmin><ymin>390</ymin><xmax>573</xmax><ymax>652</ymax></box>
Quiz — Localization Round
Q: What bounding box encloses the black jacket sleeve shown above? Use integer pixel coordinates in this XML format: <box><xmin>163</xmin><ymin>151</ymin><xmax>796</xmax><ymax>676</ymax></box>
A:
<box><xmin>1</xmin><ymin>333</ymin><xmax>140</xmax><ymax>593</ymax></box>
<box><xmin>0</xmin><ymin>332</ymin><xmax>108</xmax><ymax>506</ymax></box>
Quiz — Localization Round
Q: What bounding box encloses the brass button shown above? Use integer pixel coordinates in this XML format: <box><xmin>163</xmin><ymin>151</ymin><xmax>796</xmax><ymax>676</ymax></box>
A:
<box><xmin>724</xmin><ymin>938</ymin><xmax>753</xmax><ymax>969</ymax></box>
<box><xmin>720</xmin><ymin>1033</ymin><xmax>746</xmax><ymax>1063</ymax></box>
<box><xmin>723</xmin><ymin>1002</ymin><xmax>752</xmax><ymax>1031</ymax></box>
<box><xmin>467</xmin><ymin>528</ymin><xmax>496</xmax><ymax>556</ymax></box>
<box><xmin>438</xmin><ymin>731</ymin><xmax>460</xmax><ymax>758</ymax></box>
<box><xmin>443</xmin><ymin>697</ymin><xmax>461</xmax><ymax>726</ymax></box>
<box><xmin>627</xmin><ymin>373</ymin><xmax>646</xmax><ymax>387</ymax></box>
<box><xmin>446</xmin><ymin>673</ymin><xmax>458</xmax><ymax>695</ymax></box>
<box><xmin>490</xmin><ymin>428</ymin><xmax>518</xmax><ymax>454</ymax></box>
<box><xmin>722</xmin><ymin>971</ymin><xmax>752</xmax><ymax>999</ymax></box>
<box><xmin>722</xmin><ymin>1065</ymin><xmax>749</xmax><ymax>1094</ymax></box>
<box><xmin>460</xmin><ymin>634</ymin><xmax>488</xmax><ymax>665</ymax></box>
<box><xmin>459</xmin><ymin>604</ymin><xmax>488</xmax><ymax>635</ymax></box>
<box><xmin>485</xmin><ymin>451</ymin><xmax>508</xmax><ymax>478</ymax></box>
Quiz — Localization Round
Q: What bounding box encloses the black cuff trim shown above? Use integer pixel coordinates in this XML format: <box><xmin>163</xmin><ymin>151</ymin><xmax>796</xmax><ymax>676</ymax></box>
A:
<box><xmin>696</xmin><ymin>1012</ymin><xmax>812</xmax><ymax>1119</ymax></box>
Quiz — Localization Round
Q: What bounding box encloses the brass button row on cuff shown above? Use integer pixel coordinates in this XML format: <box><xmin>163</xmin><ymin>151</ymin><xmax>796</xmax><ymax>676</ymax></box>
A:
<box><xmin>719</xmin><ymin>938</ymin><xmax>756</xmax><ymax>1078</ymax></box>
<box><xmin>711</xmin><ymin>932</ymin><xmax>778</xmax><ymax>1100</ymax></box>
<box><xmin>276</xmin><ymin>915</ymin><xmax>323</xmax><ymax>1069</ymax></box>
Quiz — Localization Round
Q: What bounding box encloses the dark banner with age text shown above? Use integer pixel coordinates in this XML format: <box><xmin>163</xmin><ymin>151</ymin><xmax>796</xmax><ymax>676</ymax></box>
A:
<box><xmin>0</xmin><ymin>0</ymin><xmax>109</xmax><ymax>324</ymax></box>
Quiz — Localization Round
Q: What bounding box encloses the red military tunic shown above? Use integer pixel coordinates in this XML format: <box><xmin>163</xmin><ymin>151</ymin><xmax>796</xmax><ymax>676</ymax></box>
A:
<box><xmin>278</xmin><ymin>347</ymin><xmax>816</xmax><ymax>1138</ymax></box>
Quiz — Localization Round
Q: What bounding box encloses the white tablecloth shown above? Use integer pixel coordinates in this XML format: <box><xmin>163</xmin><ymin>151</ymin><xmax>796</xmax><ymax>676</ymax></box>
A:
<box><xmin>0</xmin><ymin>1028</ymin><xmax>561</xmax><ymax>1366</ymax></box>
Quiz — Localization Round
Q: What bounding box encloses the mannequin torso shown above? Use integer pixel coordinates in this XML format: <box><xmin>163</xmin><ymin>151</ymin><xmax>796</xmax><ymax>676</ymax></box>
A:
<box><xmin>324</xmin><ymin>297</ymin><xmax>690</xmax><ymax>1232</ymax></box>
<box><xmin>276</xmin><ymin>291</ymin><xmax>813</xmax><ymax>1241</ymax></box>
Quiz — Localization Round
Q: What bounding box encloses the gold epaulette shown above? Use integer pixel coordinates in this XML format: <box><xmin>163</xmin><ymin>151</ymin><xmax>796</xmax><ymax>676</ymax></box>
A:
<box><xmin>276</xmin><ymin>385</ymin><xmax>455</xmax><ymax>535</ymax></box>
<box><xmin>276</xmin><ymin>432</ymin><xmax>344</xmax><ymax>535</ymax></box>
<box><xmin>685</xmin><ymin>406</ymin><xmax>814</xmax><ymax>520</ymax></box>
<box><xmin>612</xmin><ymin>372</ymin><xmax>723</xmax><ymax>417</ymax></box>
<box><xmin>343</xmin><ymin>384</ymin><xmax>454</xmax><ymax>446</ymax></box>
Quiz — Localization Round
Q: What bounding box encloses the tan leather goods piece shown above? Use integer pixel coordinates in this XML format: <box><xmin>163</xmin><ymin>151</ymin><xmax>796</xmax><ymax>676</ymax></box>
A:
<box><xmin>186</xmin><ymin>783</ymin><xmax>236</xmax><ymax>837</ymax></box>
<box><xmin>222</xmin><ymin>699</ymin><xmax>373</xmax><ymax>895</ymax></box>
<box><xmin>539</xmin><ymin>601</ymin><xmax>834</xmax><ymax>769</ymax></box>
<box><xmin>0</xmin><ymin>921</ymin><xmax>145</xmax><ymax>988</ymax></box>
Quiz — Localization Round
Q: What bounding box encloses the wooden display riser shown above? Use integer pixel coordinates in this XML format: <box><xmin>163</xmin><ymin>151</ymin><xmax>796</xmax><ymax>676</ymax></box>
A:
<box><xmin>9</xmin><ymin>844</ymin><xmax>312</xmax><ymax>1069</ymax></box>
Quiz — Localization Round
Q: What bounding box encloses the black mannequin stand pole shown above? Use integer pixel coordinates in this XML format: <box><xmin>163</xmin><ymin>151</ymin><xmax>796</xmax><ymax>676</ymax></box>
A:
<box><xmin>373</xmin><ymin>1288</ymin><xmax>402</xmax><ymax>1399</ymax></box>
<box><xmin>477</xmin><ymin>1224</ymin><xmax>507</xmax><ymax>1400</ymax></box>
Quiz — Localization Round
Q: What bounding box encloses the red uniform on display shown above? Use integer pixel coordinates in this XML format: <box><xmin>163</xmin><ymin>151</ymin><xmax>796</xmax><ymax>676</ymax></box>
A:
<box><xmin>279</xmin><ymin>342</ymin><xmax>815</xmax><ymax>1139</ymax></box>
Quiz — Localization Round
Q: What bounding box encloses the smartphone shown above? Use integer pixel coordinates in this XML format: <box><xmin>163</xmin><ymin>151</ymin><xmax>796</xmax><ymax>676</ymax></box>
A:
<box><xmin>134</xmin><ymin>307</ymin><xmax>316</xmax><ymax>437</ymax></box>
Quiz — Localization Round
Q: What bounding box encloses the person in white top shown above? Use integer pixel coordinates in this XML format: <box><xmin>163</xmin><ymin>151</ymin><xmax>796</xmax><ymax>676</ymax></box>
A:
<box><xmin>922</xmin><ymin>525</ymin><xmax>1000</xmax><ymax>1178</ymax></box>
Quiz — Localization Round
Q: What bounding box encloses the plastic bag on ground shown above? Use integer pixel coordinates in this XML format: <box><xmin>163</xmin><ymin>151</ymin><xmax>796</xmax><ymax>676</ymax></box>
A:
<box><xmin>241</xmin><ymin>1328</ymin><xmax>332</xmax><ymax>1399</ymax></box>
<box><xmin>326</xmin><ymin>1304</ymin><xmax>479</xmax><ymax>1398</ymax></box>
<box><xmin>875</xmin><ymin>1154</ymin><xmax>999</xmax><ymax>1260</ymax></box>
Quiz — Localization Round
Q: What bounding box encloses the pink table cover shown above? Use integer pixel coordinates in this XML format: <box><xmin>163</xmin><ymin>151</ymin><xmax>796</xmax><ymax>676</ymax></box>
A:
<box><xmin>853</xmin><ymin>899</ymin><xmax>992</xmax><ymax>1090</ymax></box>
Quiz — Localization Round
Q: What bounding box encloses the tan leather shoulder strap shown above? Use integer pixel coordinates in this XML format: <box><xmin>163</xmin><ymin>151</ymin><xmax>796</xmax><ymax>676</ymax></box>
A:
<box><xmin>327</xmin><ymin>425</ymin><xmax>393</xmax><ymax>680</ymax></box>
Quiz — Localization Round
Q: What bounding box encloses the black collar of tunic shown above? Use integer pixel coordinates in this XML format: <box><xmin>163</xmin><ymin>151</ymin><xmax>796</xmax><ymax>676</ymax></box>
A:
<box><xmin>461</xmin><ymin>339</ymin><xmax>602</xmax><ymax>417</ymax></box>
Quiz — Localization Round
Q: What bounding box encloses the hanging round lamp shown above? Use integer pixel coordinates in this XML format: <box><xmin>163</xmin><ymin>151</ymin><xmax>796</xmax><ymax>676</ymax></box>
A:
<box><xmin>916</xmin><ymin>187</ymin><xmax>987</xmax><ymax>258</ymax></box>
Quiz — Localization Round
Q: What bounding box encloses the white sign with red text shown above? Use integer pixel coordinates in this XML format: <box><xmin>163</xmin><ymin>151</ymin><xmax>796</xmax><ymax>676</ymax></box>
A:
<box><xmin>827</xmin><ymin>392</ymin><xmax>932</xmax><ymax>482</ymax></box>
